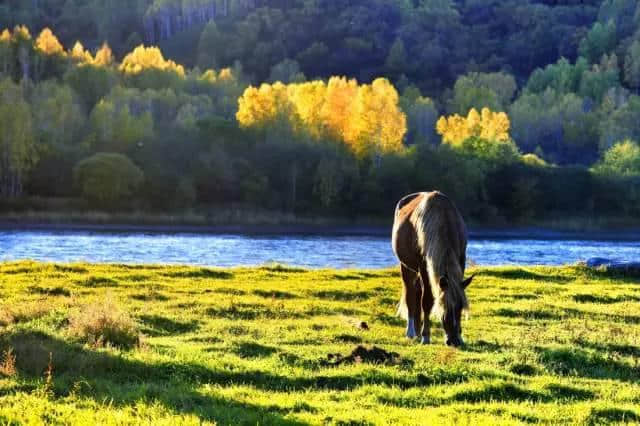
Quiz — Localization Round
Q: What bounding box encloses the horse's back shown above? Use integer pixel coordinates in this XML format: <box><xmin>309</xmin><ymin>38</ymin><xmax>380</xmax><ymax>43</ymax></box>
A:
<box><xmin>392</xmin><ymin>191</ymin><xmax>467</xmax><ymax>270</ymax></box>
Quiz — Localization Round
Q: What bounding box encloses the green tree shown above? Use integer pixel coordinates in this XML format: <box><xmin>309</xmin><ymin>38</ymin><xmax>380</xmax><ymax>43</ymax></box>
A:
<box><xmin>579</xmin><ymin>21</ymin><xmax>617</xmax><ymax>64</ymax></box>
<box><xmin>624</xmin><ymin>39</ymin><xmax>640</xmax><ymax>93</ymax></box>
<box><xmin>385</xmin><ymin>38</ymin><xmax>408</xmax><ymax>76</ymax></box>
<box><xmin>269</xmin><ymin>59</ymin><xmax>305</xmax><ymax>84</ymax></box>
<box><xmin>73</xmin><ymin>153</ymin><xmax>144</xmax><ymax>206</ymax></box>
<box><xmin>0</xmin><ymin>78</ymin><xmax>36</xmax><ymax>197</ymax></box>
<box><xmin>593</xmin><ymin>139</ymin><xmax>640</xmax><ymax>177</ymax></box>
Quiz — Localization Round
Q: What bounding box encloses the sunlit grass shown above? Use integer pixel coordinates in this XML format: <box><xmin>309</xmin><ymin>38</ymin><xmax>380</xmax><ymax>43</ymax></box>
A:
<box><xmin>0</xmin><ymin>261</ymin><xmax>639</xmax><ymax>424</ymax></box>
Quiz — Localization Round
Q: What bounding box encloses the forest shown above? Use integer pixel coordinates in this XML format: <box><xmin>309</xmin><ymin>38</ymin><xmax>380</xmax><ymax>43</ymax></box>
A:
<box><xmin>0</xmin><ymin>0</ymin><xmax>640</xmax><ymax>225</ymax></box>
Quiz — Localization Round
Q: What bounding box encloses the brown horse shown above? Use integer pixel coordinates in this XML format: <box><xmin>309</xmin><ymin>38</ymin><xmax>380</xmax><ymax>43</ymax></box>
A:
<box><xmin>391</xmin><ymin>191</ymin><xmax>474</xmax><ymax>346</ymax></box>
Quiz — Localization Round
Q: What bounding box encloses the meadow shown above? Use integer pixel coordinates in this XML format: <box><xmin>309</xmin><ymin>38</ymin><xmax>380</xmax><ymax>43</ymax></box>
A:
<box><xmin>0</xmin><ymin>261</ymin><xmax>639</xmax><ymax>425</ymax></box>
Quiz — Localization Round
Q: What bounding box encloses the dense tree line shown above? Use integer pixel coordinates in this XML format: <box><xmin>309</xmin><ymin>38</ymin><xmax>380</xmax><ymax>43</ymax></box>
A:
<box><xmin>0</xmin><ymin>0</ymin><xmax>639</xmax><ymax>224</ymax></box>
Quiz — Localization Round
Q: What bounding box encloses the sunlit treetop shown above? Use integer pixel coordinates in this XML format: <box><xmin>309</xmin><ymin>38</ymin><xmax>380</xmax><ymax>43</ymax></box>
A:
<box><xmin>119</xmin><ymin>45</ymin><xmax>185</xmax><ymax>76</ymax></box>
<box><xmin>237</xmin><ymin>76</ymin><xmax>406</xmax><ymax>157</ymax></box>
<box><xmin>437</xmin><ymin>107</ymin><xmax>510</xmax><ymax>145</ymax></box>
<box><xmin>93</xmin><ymin>43</ymin><xmax>114</xmax><ymax>67</ymax></box>
<box><xmin>218</xmin><ymin>68</ymin><xmax>233</xmax><ymax>81</ymax></box>
<box><xmin>199</xmin><ymin>68</ymin><xmax>234</xmax><ymax>84</ymax></box>
<box><xmin>36</xmin><ymin>28</ymin><xmax>65</xmax><ymax>56</ymax></box>
<box><xmin>12</xmin><ymin>25</ymin><xmax>31</xmax><ymax>41</ymax></box>
<box><xmin>70</xmin><ymin>41</ymin><xmax>94</xmax><ymax>63</ymax></box>
<box><xmin>521</xmin><ymin>153</ymin><xmax>549</xmax><ymax>167</ymax></box>
<box><xmin>0</xmin><ymin>26</ymin><xmax>32</xmax><ymax>42</ymax></box>
<box><xmin>200</xmin><ymin>69</ymin><xmax>217</xmax><ymax>83</ymax></box>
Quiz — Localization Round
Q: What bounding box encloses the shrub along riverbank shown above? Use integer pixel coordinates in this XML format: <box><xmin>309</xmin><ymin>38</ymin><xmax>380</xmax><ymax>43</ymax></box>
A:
<box><xmin>0</xmin><ymin>262</ymin><xmax>638</xmax><ymax>424</ymax></box>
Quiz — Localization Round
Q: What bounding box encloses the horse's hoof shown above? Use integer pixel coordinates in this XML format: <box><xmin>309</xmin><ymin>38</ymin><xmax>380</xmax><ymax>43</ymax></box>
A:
<box><xmin>406</xmin><ymin>319</ymin><xmax>417</xmax><ymax>339</ymax></box>
<box><xmin>420</xmin><ymin>336</ymin><xmax>430</xmax><ymax>345</ymax></box>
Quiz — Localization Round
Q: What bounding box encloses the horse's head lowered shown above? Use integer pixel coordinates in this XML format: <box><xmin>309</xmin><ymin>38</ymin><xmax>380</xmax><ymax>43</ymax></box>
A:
<box><xmin>439</xmin><ymin>274</ymin><xmax>474</xmax><ymax>347</ymax></box>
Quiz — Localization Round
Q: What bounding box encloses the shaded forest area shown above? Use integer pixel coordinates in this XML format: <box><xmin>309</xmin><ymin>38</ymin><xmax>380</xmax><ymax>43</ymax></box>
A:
<box><xmin>0</xmin><ymin>0</ymin><xmax>640</xmax><ymax>226</ymax></box>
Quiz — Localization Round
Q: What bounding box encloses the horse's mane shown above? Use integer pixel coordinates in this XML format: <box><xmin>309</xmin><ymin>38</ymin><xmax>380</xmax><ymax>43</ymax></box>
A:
<box><xmin>412</xmin><ymin>194</ymin><xmax>468</xmax><ymax>319</ymax></box>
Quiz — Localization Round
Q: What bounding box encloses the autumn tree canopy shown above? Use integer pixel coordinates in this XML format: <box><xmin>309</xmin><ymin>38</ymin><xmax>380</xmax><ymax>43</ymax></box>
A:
<box><xmin>436</xmin><ymin>108</ymin><xmax>511</xmax><ymax>145</ymax></box>
<box><xmin>237</xmin><ymin>77</ymin><xmax>407</xmax><ymax>157</ymax></box>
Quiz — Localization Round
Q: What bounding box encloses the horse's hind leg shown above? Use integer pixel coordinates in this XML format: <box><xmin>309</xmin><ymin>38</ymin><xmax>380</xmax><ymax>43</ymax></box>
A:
<box><xmin>400</xmin><ymin>264</ymin><xmax>421</xmax><ymax>339</ymax></box>
<box><xmin>420</xmin><ymin>275</ymin><xmax>434</xmax><ymax>345</ymax></box>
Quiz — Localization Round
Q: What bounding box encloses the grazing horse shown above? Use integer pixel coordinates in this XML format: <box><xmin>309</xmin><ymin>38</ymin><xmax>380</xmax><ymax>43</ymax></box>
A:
<box><xmin>391</xmin><ymin>191</ymin><xmax>474</xmax><ymax>347</ymax></box>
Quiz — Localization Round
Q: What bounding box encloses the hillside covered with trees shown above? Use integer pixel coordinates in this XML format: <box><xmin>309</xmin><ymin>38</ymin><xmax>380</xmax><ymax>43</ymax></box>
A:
<box><xmin>0</xmin><ymin>0</ymin><xmax>640</xmax><ymax>225</ymax></box>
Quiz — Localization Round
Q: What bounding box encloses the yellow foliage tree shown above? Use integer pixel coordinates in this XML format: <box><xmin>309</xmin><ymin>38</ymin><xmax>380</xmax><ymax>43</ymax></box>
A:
<box><xmin>436</xmin><ymin>107</ymin><xmax>510</xmax><ymax>145</ymax></box>
<box><xmin>12</xmin><ymin>25</ymin><xmax>31</xmax><ymax>41</ymax></box>
<box><xmin>200</xmin><ymin>68</ymin><xmax>234</xmax><ymax>84</ymax></box>
<box><xmin>288</xmin><ymin>81</ymin><xmax>327</xmax><ymax>137</ymax></box>
<box><xmin>346</xmin><ymin>78</ymin><xmax>407</xmax><ymax>156</ymax></box>
<box><xmin>119</xmin><ymin>45</ymin><xmax>184</xmax><ymax>76</ymax></box>
<box><xmin>237</xmin><ymin>82</ymin><xmax>291</xmax><ymax>128</ymax></box>
<box><xmin>70</xmin><ymin>41</ymin><xmax>93</xmax><ymax>63</ymax></box>
<box><xmin>236</xmin><ymin>77</ymin><xmax>407</xmax><ymax>157</ymax></box>
<box><xmin>218</xmin><ymin>68</ymin><xmax>233</xmax><ymax>81</ymax></box>
<box><xmin>93</xmin><ymin>43</ymin><xmax>114</xmax><ymax>67</ymax></box>
<box><xmin>321</xmin><ymin>76</ymin><xmax>358</xmax><ymax>142</ymax></box>
<box><xmin>35</xmin><ymin>28</ymin><xmax>65</xmax><ymax>56</ymax></box>
<box><xmin>0</xmin><ymin>29</ymin><xmax>10</xmax><ymax>42</ymax></box>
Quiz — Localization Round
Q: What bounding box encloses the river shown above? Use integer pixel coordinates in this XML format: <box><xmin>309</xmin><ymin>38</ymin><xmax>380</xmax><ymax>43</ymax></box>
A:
<box><xmin>0</xmin><ymin>229</ymin><xmax>639</xmax><ymax>268</ymax></box>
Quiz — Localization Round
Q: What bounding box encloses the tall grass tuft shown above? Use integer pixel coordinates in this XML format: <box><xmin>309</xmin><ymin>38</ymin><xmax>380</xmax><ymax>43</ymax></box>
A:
<box><xmin>0</xmin><ymin>349</ymin><xmax>16</xmax><ymax>377</ymax></box>
<box><xmin>68</xmin><ymin>295</ymin><xmax>139</xmax><ymax>348</ymax></box>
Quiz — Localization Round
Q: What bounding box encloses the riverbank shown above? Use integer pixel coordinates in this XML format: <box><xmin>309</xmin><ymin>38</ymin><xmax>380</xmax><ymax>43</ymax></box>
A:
<box><xmin>1</xmin><ymin>206</ymin><xmax>640</xmax><ymax>240</ymax></box>
<box><xmin>0</xmin><ymin>262</ymin><xmax>638</xmax><ymax>424</ymax></box>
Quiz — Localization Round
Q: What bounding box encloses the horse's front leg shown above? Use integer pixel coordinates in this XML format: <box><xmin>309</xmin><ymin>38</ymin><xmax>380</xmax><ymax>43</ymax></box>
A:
<box><xmin>420</xmin><ymin>282</ymin><xmax>434</xmax><ymax>344</ymax></box>
<box><xmin>419</xmin><ymin>265</ymin><xmax>434</xmax><ymax>344</ymax></box>
<box><xmin>401</xmin><ymin>265</ymin><xmax>421</xmax><ymax>339</ymax></box>
<box><xmin>413</xmin><ymin>279</ymin><xmax>422</xmax><ymax>340</ymax></box>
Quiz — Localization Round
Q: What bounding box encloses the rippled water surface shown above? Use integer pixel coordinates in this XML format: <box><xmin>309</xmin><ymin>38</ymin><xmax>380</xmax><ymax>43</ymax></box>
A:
<box><xmin>1</xmin><ymin>230</ymin><xmax>639</xmax><ymax>268</ymax></box>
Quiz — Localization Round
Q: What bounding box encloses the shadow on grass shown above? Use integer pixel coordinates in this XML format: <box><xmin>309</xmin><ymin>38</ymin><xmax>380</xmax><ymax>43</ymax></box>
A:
<box><xmin>479</xmin><ymin>268</ymin><xmax>572</xmax><ymax>283</ymax></box>
<box><xmin>206</xmin><ymin>303</ymin><xmax>306</xmax><ymax>320</ymax></box>
<box><xmin>260</xmin><ymin>265</ymin><xmax>307</xmax><ymax>273</ymax></box>
<box><xmin>232</xmin><ymin>342</ymin><xmax>279</xmax><ymax>359</ymax></box>
<box><xmin>463</xmin><ymin>340</ymin><xmax>504</xmax><ymax>353</ymax></box>
<box><xmin>536</xmin><ymin>347</ymin><xmax>639</xmax><ymax>382</ymax></box>
<box><xmin>375</xmin><ymin>313</ymin><xmax>405</xmax><ymax>327</ymax></box>
<box><xmin>452</xmin><ymin>382</ymin><xmax>594</xmax><ymax>403</ymax></box>
<box><xmin>1</xmin><ymin>330</ymin><xmax>472</xmax><ymax>396</ymax></box>
<box><xmin>75</xmin><ymin>276</ymin><xmax>119</xmax><ymax>287</ymax></box>
<box><xmin>585</xmin><ymin>408</ymin><xmax>640</xmax><ymax>425</ymax></box>
<box><xmin>138</xmin><ymin>315</ymin><xmax>200</xmax><ymax>336</ymax></box>
<box><xmin>162</xmin><ymin>269</ymin><xmax>233</xmax><ymax>279</ymax></box>
<box><xmin>576</xmin><ymin>265</ymin><xmax>640</xmax><ymax>282</ymax></box>
<box><xmin>495</xmin><ymin>307</ymin><xmax>640</xmax><ymax>325</ymax></box>
<box><xmin>253</xmin><ymin>290</ymin><xmax>298</xmax><ymax>300</ymax></box>
<box><xmin>53</xmin><ymin>265</ymin><xmax>88</xmax><ymax>274</ymax></box>
<box><xmin>572</xmin><ymin>294</ymin><xmax>640</xmax><ymax>304</ymax></box>
<box><xmin>312</xmin><ymin>290</ymin><xmax>372</xmax><ymax>302</ymax></box>
<box><xmin>573</xmin><ymin>338</ymin><xmax>640</xmax><ymax>358</ymax></box>
<box><xmin>0</xmin><ymin>330</ymin><xmax>305</xmax><ymax>424</ymax></box>
<box><xmin>494</xmin><ymin>308</ymin><xmax>558</xmax><ymax>321</ymax></box>
<box><xmin>207</xmin><ymin>287</ymin><xmax>246</xmax><ymax>296</ymax></box>
<box><xmin>130</xmin><ymin>292</ymin><xmax>169</xmax><ymax>302</ymax></box>
<box><xmin>28</xmin><ymin>286</ymin><xmax>71</xmax><ymax>297</ymax></box>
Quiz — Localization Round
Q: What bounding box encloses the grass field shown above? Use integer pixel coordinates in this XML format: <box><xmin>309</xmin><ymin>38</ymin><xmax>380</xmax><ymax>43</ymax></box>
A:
<box><xmin>0</xmin><ymin>261</ymin><xmax>639</xmax><ymax>425</ymax></box>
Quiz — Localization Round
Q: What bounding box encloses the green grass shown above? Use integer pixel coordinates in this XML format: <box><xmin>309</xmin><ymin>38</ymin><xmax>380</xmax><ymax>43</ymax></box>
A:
<box><xmin>0</xmin><ymin>262</ymin><xmax>639</xmax><ymax>425</ymax></box>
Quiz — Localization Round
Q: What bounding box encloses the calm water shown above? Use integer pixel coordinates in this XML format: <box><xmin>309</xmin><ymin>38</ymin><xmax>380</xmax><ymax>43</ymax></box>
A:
<box><xmin>0</xmin><ymin>230</ymin><xmax>639</xmax><ymax>268</ymax></box>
